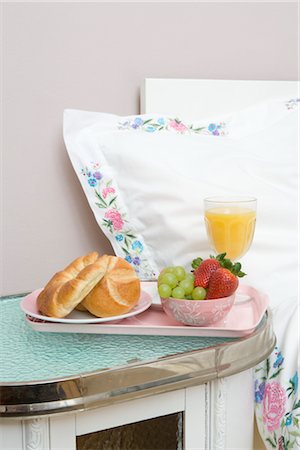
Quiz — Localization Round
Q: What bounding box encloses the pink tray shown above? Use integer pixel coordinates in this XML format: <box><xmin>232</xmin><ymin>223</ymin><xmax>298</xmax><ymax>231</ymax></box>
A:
<box><xmin>25</xmin><ymin>285</ymin><xmax>269</xmax><ymax>338</ymax></box>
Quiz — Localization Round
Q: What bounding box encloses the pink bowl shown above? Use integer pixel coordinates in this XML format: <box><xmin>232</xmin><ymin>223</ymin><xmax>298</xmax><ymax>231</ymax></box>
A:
<box><xmin>160</xmin><ymin>294</ymin><xmax>236</xmax><ymax>326</ymax></box>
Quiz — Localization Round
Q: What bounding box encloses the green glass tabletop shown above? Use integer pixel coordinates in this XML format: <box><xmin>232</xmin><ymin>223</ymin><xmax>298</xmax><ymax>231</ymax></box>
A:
<box><xmin>0</xmin><ymin>296</ymin><xmax>234</xmax><ymax>383</ymax></box>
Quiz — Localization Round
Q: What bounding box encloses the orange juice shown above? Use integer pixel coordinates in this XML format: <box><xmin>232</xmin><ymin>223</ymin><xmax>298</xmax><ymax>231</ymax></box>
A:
<box><xmin>204</xmin><ymin>207</ymin><xmax>256</xmax><ymax>260</ymax></box>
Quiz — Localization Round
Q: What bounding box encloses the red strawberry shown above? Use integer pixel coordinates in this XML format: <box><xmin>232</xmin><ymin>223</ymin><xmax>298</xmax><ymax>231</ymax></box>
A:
<box><xmin>206</xmin><ymin>268</ymin><xmax>239</xmax><ymax>299</ymax></box>
<box><xmin>194</xmin><ymin>259</ymin><xmax>220</xmax><ymax>288</ymax></box>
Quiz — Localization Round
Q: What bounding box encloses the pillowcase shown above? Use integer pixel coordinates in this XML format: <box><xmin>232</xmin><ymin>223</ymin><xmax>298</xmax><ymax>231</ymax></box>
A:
<box><xmin>63</xmin><ymin>98</ymin><xmax>298</xmax><ymax>308</ymax></box>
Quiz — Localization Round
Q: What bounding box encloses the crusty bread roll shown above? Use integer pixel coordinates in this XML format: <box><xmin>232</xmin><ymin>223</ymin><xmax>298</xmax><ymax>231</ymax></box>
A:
<box><xmin>81</xmin><ymin>256</ymin><xmax>141</xmax><ymax>317</ymax></box>
<box><xmin>75</xmin><ymin>302</ymin><xmax>88</xmax><ymax>312</ymax></box>
<box><xmin>37</xmin><ymin>252</ymin><xmax>109</xmax><ymax>318</ymax></box>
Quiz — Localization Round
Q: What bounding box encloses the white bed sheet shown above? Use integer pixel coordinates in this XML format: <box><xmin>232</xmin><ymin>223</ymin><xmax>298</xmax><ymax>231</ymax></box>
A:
<box><xmin>142</xmin><ymin>78</ymin><xmax>299</xmax><ymax>449</ymax></box>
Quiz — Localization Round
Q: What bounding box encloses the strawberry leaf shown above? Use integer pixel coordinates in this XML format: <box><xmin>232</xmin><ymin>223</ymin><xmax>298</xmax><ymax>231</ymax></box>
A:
<box><xmin>232</xmin><ymin>263</ymin><xmax>246</xmax><ymax>277</ymax></box>
<box><xmin>222</xmin><ymin>259</ymin><xmax>233</xmax><ymax>270</ymax></box>
<box><xmin>233</xmin><ymin>262</ymin><xmax>241</xmax><ymax>272</ymax></box>
<box><xmin>191</xmin><ymin>257</ymin><xmax>203</xmax><ymax>270</ymax></box>
<box><xmin>237</xmin><ymin>271</ymin><xmax>247</xmax><ymax>277</ymax></box>
<box><xmin>191</xmin><ymin>253</ymin><xmax>246</xmax><ymax>277</ymax></box>
<box><xmin>215</xmin><ymin>253</ymin><xmax>227</xmax><ymax>261</ymax></box>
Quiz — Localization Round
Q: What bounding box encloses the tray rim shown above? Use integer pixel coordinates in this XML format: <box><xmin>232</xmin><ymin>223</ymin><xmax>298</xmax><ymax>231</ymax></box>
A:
<box><xmin>24</xmin><ymin>284</ymin><xmax>269</xmax><ymax>338</ymax></box>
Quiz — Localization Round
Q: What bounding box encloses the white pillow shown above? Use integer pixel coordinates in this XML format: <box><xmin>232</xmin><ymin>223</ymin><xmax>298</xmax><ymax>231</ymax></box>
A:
<box><xmin>63</xmin><ymin>98</ymin><xmax>298</xmax><ymax>308</ymax></box>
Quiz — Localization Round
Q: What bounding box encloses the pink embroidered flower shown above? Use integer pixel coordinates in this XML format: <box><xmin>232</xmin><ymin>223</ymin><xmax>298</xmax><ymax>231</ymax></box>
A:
<box><xmin>104</xmin><ymin>209</ymin><xmax>124</xmax><ymax>231</ymax></box>
<box><xmin>169</xmin><ymin>120</ymin><xmax>188</xmax><ymax>134</ymax></box>
<box><xmin>102</xmin><ymin>187</ymin><xmax>116</xmax><ymax>199</ymax></box>
<box><xmin>263</xmin><ymin>381</ymin><xmax>286</xmax><ymax>432</ymax></box>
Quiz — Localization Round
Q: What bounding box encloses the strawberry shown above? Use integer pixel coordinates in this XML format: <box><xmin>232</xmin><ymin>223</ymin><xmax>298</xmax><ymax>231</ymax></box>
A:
<box><xmin>193</xmin><ymin>259</ymin><xmax>220</xmax><ymax>288</ymax></box>
<box><xmin>191</xmin><ymin>253</ymin><xmax>246</xmax><ymax>299</ymax></box>
<box><xmin>206</xmin><ymin>267</ymin><xmax>239</xmax><ymax>299</ymax></box>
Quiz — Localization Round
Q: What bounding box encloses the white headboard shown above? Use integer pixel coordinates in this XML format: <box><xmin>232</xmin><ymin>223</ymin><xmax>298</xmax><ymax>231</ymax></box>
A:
<box><xmin>141</xmin><ymin>78</ymin><xmax>298</xmax><ymax>119</ymax></box>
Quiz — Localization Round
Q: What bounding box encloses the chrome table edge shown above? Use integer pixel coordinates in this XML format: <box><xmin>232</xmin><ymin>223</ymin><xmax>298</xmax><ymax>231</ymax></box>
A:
<box><xmin>0</xmin><ymin>310</ymin><xmax>275</xmax><ymax>419</ymax></box>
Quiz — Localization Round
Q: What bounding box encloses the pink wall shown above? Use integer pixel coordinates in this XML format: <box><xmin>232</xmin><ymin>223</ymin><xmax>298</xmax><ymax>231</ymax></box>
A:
<box><xmin>1</xmin><ymin>2</ymin><xmax>298</xmax><ymax>294</ymax></box>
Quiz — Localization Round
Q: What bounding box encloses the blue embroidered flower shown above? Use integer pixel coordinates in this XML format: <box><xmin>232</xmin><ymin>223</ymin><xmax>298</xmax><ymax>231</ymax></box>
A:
<box><xmin>133</xmin><ymin>256</ymin><xmax>141</xmax><ymax>266</ymax></box>
<box><xmin>157</xmin><ymin>117</ymin><xmax>165</xmax><ymax>125</ymax></box>
<box><xmin>146</xmin><ymin>126</ymin><xmax>156</xmax><ymax>133</ymax></box>
<box><xmin>290</xmin><ymin>372</ymin><xmax>298</xmax><ymax>392</ymax></box>
<box><xmin>93</xmin><ymin>171</ymin><xmax>103</xmax><ymax>180</ymax></box>
<box><xmin>273</xmin><ymin>351</ymin><xmax>284</xmax><ymax>368</ymax></box>
<box><xmin>115</xmin><ymin>234</ymin><xmax>124</xmax><ymax>242</ymax></box>
<box><xmin>129</xmin><ymin>117</ymin><xmax>143</xmax><ymax>129</ymax></box>
<box><xmin>88</xmin><ymin>177</ymin><xmax>97</xmax><ymax>187</ymax></box>
<box><xmin>208</xmin><ymin>123</ymin><xmax>217</xmax><ymax>132</ymax></box>
<box><xmin>285</xmin><ymin>414</ymin><xmax>293</xmax><ymax>426</ymax></box>
<box><xmin>255</xmin><ymin>381</ymin><xmax>265</xmax><ymax>403</ymax></box>
<box><xmin>125</xmin><ymin>255</ymin><xmax>132</xmax><ymax>263</ymax></box>
<box><xmin>286</xmin><ymin>98</ymin><xmax>300</xmax><ymax>110</ymax></box>
<box><xmin>131</xmin><ymin>117</ymin><xmax>143</xmax><ymax>129</ymax></box>
<box><xmin>132</xmin><ymin>240</ymin><xmax>144</xmax><ymax>253</ymax></box>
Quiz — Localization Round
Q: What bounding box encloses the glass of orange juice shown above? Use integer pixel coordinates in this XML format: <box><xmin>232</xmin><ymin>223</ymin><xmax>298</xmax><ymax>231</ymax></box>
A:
<box><xmin>204</xmin><ymin>196</ymin><xmax>257</xmax><ymax>260</ymax></box>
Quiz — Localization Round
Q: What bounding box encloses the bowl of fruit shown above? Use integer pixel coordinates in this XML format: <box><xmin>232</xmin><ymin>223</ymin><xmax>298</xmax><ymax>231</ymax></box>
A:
<box><xmin>158</xmin><ymin>254</ymin><xmax>245</xmax><ymax>327</ymax></box>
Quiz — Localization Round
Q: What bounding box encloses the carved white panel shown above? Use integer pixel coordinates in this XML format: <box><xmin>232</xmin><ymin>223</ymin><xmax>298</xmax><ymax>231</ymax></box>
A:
<box><xmin>205</xmin><ymin>383</ymin><xmax>210</xmax><ymax>450</ymax></box>
<box><xmin>22</xmin><ymin>418</ymin><xmax>50</xmax><ymax>450</ymax></box>
<box><xmin>211</xmin><ymin>377</ymin><xmax>227</xmax><ymax>450</ymax></box>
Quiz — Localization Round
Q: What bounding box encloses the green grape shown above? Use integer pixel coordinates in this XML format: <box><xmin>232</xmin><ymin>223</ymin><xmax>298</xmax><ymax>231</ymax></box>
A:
<box><xmin>173</xmin><ymin>266</ymin><xmax>186</xmax><ymax>281</ymax></box>
<box><xmin>172</xmin><ymin>286</ymin><xmax>185</xmax><ymax>299</ymax></box>
<box><xmin>192</xmin><ymin>287</ymin><xmax>207</xmax><ymax>300</ymax></box>
<box><xmin>158</xmin><ymin>284</ymin><xmax>172</xmax><ymax>298</ymax></box>
<box><xmin>164</xmin><ymin>266</ymin><xmax>177</xmax><ymax>274</ymax></box>
<box><xmin>185</xmin><ymin>294</ymin><xmax>193</xmax><ymax>300</ymax></box>
<box><xmin>179</xmin><ymin>278</ymin><xmax>194</xmax><ymax>295</ymax></box>
<box><xmin>158</xmin><ymin>269</ymin><xmax>168</xmax><ymax>285</ymax></box>
<box><xmin>159</xmin><ymin>272</ymin><xmax>178</xmax><ymax>288</ymax></box>
<box><xmin>157</xmin><ymin>270</ymin><xmax>165</xmax><ymax>283</ymax></box>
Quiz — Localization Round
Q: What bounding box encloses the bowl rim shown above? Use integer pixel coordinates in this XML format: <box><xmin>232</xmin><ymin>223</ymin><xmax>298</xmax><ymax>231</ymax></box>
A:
<box><xmin>160</xmin><ymin>293</ymin><xmax>236</xmax><ymax>304</ymax></box>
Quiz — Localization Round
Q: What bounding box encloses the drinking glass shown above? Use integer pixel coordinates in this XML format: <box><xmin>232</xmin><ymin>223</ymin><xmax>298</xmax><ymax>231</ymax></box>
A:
<box><xmin>204</xmin><ymin>196</ymin><xmax>257</xmax><ymax>260</ymax></box>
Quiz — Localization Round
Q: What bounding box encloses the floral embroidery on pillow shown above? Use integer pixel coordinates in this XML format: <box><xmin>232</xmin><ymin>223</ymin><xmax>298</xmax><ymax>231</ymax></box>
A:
<box><xmin>118</xmin><ymin>117</ymin><xmax>227</xmax><ymax>136</ymax></box>
<box><xmin>81</xmin><ymin>163</ymin><xmax>158</xmax><ymax>279</ymax></box>
<box><xmin>285</xmin><ymin>98</ymin><xmax>300</xmax><ymax>110</ymax></box>
<box><xmin>255</xmin><ymin>346</ymin><xmax>300</xmax><ymax>449</ymax></box>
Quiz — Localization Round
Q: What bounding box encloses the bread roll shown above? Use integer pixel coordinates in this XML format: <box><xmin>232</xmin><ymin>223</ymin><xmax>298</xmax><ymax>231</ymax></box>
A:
<box><xmin>75</xmin><ymin>302</ymin><xmax>88</xmax><ymax>312</ymax></box>
<box><xmin>81</xmin><ymin>256</ymin><xmax>141</xmax><ymax>317</ymax></box>
<box><xmin>37</xmin><ymin>252</ymin><xmax>109</xmax><ymax>318</ymax></box>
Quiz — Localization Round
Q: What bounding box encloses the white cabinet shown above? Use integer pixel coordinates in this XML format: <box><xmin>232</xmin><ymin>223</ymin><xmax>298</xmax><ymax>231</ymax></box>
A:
<box><xmin>0</xmin><ymin>370</ymin><xmax>254</xmax><ymax>450</ymax></box>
